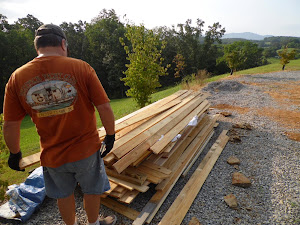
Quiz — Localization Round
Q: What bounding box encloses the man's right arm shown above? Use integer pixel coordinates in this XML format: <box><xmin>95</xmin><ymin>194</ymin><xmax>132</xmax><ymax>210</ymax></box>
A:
<box><xmin>3</xmin><ymin>120</ymin><xmax>22</xmax><ymax>154</ymax></box>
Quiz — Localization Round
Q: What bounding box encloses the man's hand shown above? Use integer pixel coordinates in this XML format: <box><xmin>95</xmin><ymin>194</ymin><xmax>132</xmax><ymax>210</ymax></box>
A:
<box><xmin>101</xmin><ymin>134</ymin><xmax>115</xmax><ymax>158</ymax></box>
<box><xmin>8</xmin><ymin>151</ymin><xmax>25</xmax><ymax>171</ymax></box>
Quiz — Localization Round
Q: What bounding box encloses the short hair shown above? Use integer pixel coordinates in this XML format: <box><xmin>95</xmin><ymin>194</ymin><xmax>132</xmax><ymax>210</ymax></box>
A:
<box><xmin>34</xmin><ymin>24</ymin><xmax>67</xmax><ymax>50</ymax></box>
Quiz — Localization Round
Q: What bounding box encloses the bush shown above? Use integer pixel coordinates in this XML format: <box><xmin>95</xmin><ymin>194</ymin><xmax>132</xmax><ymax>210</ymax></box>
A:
<box><xmin>181</xmin><ymin>70</ymin><xmax>210</xmax><ymax>90</ymax></box>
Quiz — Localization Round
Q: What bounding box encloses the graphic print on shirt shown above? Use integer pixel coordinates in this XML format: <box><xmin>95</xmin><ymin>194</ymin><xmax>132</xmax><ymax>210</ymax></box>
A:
<box><xmin>26</xmin><ymin>80</ymin><xmax>77</xmax><ymax>117</ymax></box>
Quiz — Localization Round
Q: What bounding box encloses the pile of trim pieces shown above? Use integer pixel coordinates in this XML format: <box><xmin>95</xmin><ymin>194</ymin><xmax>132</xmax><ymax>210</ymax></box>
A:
<box><xmin>19</xmin><ymin>89</ymin><xmax>229</xmax><ymax>225</ymax></box>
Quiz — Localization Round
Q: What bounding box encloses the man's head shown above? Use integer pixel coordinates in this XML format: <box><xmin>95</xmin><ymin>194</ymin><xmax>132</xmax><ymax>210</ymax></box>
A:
<box><xmin>34</xmin><ymin>24</ymin><xmax>68</xmax><ymax>55</ymax></box>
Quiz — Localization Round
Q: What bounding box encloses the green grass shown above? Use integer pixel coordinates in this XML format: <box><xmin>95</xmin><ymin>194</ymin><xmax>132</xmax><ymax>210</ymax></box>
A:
<box><xmin>1</xmin><ymin>58</ymin><xmax>299</xmax><ymax>185</ymax></box>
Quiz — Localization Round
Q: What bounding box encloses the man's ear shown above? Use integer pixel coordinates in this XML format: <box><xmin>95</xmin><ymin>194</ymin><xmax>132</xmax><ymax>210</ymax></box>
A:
<box><xmin>62</xmin><ymin>39</ymin><xmax>68</xmax><ymax>52</ymax></box>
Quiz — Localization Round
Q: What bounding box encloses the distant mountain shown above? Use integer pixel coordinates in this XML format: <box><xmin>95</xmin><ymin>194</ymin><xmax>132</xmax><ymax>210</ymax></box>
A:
<box><xmin>222</xmin><ymin>32</ymin><xmax>273</xmax><ymax>40</ymax></box>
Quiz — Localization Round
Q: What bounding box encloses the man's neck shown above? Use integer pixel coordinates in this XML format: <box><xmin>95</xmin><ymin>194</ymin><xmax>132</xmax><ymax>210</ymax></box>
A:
<box><xmin>36</xmin><ymin>46</ymin><xmax>66</xmax><ymax>58</ymax></box>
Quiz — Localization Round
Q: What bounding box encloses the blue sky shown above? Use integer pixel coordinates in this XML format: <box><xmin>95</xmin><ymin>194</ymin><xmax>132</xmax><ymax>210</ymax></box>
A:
<box><xmin>1</xmin><ymin>0</ymin><xmax>299</xmax><ymax>37</ymax></box>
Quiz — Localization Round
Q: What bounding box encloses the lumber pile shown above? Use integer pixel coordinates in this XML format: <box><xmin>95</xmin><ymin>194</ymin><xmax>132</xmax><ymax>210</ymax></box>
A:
<box><xmin>19</xmin><ymin>89</ymin><xmax>229</xmax><ymax>224</ymax></box>
<box><xmin>99</xmin><ymin>90</ymin><xmax>217</xmax><ymax>205</ymax></box>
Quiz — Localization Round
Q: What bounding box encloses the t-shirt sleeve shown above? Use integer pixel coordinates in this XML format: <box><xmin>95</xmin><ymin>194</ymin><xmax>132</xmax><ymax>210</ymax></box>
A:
<box><xmin>3</xmin><ymin>75</ymin><xmax>26</xmax><ymax>121</ymax></box>
<box><xmin>86</xmin><ymin>65</ymin><xmax>110</xmax><ymax>106</ymax></box>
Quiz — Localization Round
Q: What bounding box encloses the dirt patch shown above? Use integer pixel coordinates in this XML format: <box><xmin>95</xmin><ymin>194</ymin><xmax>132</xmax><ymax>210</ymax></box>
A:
<box><xmin>284</xmin><ymin>132</ymin><xmax>300</xmax><ymax>142</ymax></box>
<box><xmin>240</xmin><ymin>80</ymin><xmax>300</xmax><ymax>141</ymax></box>
<box><xmin>211</xmin><ymin>104</ymin><xmax>251</xmax><ymax>114</ymax></box>
<box><xmin>257</xmin><ymin>107</ymin><xmax>300</xmax><ymax>129</ymax></box>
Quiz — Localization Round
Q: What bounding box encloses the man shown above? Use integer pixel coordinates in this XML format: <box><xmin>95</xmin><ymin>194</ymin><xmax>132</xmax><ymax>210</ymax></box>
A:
<box><xmin>3</xmin><ymin>24</ymin><xmax>117</xmax><ymax>225</ymax></box>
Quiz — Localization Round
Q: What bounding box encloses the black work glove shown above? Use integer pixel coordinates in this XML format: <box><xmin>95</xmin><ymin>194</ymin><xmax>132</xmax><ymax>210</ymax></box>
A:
<box><xmin>8</xmin><ymin>151</ymin><xmax>25</xmax><ymax>171</ymax></box>
<box><xmin>101</xmin><ymin>134</ymin><xmax>115</xmax><ymax>158</ymax></box>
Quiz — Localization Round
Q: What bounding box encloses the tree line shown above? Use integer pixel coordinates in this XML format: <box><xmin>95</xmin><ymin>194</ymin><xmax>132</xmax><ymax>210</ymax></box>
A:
<box><xmin>1</xmin><ymin>9</ymin><xmax>294</xmax><ymax>111</ymax></box>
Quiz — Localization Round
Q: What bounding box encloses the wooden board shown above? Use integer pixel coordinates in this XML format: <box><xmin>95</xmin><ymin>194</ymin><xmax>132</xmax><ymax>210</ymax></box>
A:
<box><xmin>101</xmin><ymin>197</ymin><xmax>140</xmax><ymax>221</ymax></box>
<box><xmin>108</xmin><ymin>176</ymin><xmax>149</xmax><ymax>193</ymax></box>
<box><xmin>19</xmin><ymin>152</ymin><xmax>41</xmax><ymax>170</ymax></box>
<box><xmin>158</xmin><ymin>130</ymin><xmax>229</xmax><ymax>225</ymax></box>
<box><xmin>150</xmin><ymin>100</ymin><xmax>209</xmax><ymax>154</ymax></box>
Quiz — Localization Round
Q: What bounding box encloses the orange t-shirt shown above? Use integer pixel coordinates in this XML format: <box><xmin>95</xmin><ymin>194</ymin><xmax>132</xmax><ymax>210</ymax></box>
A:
<box><xmin>3</xmin><ymin>56</ymin><xmax>110</xmax><ymax>168</ymax></box>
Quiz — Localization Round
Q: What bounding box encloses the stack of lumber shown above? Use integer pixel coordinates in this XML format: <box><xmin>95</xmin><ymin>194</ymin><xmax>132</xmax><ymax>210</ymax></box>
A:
<box><xmin>19</xmin><ymin>89</ymin><xmax>229</xmax><ymax>224</ymax></box>
<box><xmin>97</xmin><ymin>90</ymin><xmax>218</xmax><ymax>204</ymax></box>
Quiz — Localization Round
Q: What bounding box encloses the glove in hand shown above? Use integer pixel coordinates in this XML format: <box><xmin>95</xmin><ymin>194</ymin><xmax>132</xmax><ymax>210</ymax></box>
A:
<box><xmin>101</xmin><ymin>134</ymin><xmax>115</xmax><ymax>158</ymax></box>
<box><xmin>8</xmin><ymin>151</ymin><xmax>25</xmax><ymax>171</ymax></box>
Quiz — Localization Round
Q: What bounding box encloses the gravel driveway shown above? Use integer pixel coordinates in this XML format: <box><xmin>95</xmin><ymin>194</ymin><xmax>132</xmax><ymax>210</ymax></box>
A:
<box><xmin>1</xmin><ymin>71</ymin><xmax>299</xmax><ymax>225</ymax></box>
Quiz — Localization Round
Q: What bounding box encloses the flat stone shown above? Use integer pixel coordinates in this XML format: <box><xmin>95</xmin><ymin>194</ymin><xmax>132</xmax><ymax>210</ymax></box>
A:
<box><xmin>224</xmin><ymin>194</ymin><xmax>238</xmax><ymax>209</ymax></box>
<box><xmin>232</xmin><ymin>172</ymin><xmax>251</xmax><ymax>188</ymax></box>
<box><xmin>233</xmin><ymin>123</ymin><xmax>253</xmax><ymax>130</ymax></box>
<box><xmin>227</xmin><ymin>156</ymin><xmax>241</xmax><ymax>165</ymax></box>
<box><xmin>220</xmin><ymin>111</ymin><xmax>232</xmax><ymax>117</ymax></box>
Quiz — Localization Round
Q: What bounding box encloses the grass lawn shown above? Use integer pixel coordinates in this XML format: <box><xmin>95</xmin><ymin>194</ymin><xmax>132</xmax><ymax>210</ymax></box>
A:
<box><xmin>1</xmin><ymin>58</ymin><xmax>299</xmax><ymax>185</ymax></box>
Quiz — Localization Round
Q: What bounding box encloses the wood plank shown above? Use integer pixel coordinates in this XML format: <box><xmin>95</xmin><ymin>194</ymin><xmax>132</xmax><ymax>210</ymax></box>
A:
<box><xmin>155</xmin><ymin>117</ymin><xmax>217</xmax><ymax>190</ymax></box>
<box><xmin>158</xmin><ymin>130</ymin><xmax>229</xmax><ymax>225</ymax></box>
<box><xmin>160</xmin><ymin>115</ymin><xmax>211</xmax><ymax>168</ymax></box>
<box><xmin>112</xmin><ymin>94</ymin><xmax>208</xmax><ymax>173</ymax></box>
<box><xmin>110</xmin><ymin>190</ymin><xmax>127</xmax><ymax>199</ymax></box>
<box><xmin>108</xmin><ymin>176</ymin><xmax>149</xmax><ymax>193</ymax></box>
<box><xmin>150</xmin><ymin>100</ymin><xmax>210</xmax><ymax>154</ymax></box>
<box><xmin>181</xmin><ymin>130</ymin><xmax>214</xmax><ymax>177</ymax></box>
<box><xmin>98</xmin><ymin>90</ymin><xmax>188</xmax><ymax>137</ymax></box>
<box><xmin>19</xmin><ymin>152</ymin><xmax>40</xmax><ymax>170</ymax></box>
<box><xmin>104</xmin><ymin>181</ymin><xmax>118</xmax><ymax>195</ymax></box>
<box><xmin>139</xmin><ymin>161</ymin><xmax>172</xmax><ymax>175</ymax></box>
<box><xmin>101</xmin><ymin>197</ymin><xmax>140</xmax><ymax>221</ymax></box>
<box><xmin>126</xmin><ymin>167</ymin><xmax>163</xmax><ymax>184</ymax></box>
<box><xmin>113</xmin><ymin>186</ymin><xmax>126</xmax><ymax>193</ymax></box>
<box><xmin>106</xmin><ymin>168</ymin><xmax>147</xmax><ymax>186</ymax></box>
<box><xmin>114</xmin><ymin>99</ymin><xmax>181</xmax><ymax>133</ymax></box>
<box><xmin>119</xmin><ymin>190</ymin><xmax>140</xmax><ymax>204</ymax></box>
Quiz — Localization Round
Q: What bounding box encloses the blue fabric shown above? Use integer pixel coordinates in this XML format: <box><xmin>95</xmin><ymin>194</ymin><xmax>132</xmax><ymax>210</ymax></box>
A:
<box><xmin>6</xmin><ymin>167</ymin><xmax>46</xmax><ymax>222</ymax></box>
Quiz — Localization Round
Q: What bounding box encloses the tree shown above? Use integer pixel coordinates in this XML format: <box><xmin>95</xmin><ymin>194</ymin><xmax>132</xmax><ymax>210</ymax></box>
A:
<box><xmin>60</xmin><ymin>21</ymin><xmax>87</xmax><ymax>59</ymax></box>
<box><xmin>120</xmin><ymin>24</ymin><xmax>169</xmax><ymax>107</ymax></box>
<box><xmin>221</xmin><ymin>41</ymin><xmax>264</xmax><ymax>74</ymax></box>
<box><xmin>278</xmin><ymin>46</ymin><xmax>296</xmax><ymax>70</ymax></box>
<box><xmin>15</xmin><ymin>14</ymin><xmax>43</xmax><ymax>34</ymax></box>
<box><xmin>173</xmin><ymin>53</ymin><xmax>186</xmax><ymax>78</ymax></box>
<box><xmin>202</xmin><ymin>22</ymin><xmax>226</xmax><ymax>73</ymax></box>
<box><xmin>224</xmin><ymin>50</ymin><xmax>245</xmax><ymax>75</ymax></box>
<box><xmin>85</xmin><ymin>9</ymin><xmax>127</xmax><ymax>98</ymax></box>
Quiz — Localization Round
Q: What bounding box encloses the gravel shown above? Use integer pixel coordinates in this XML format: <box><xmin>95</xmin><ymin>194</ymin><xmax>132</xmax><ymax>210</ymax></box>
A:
<box><xmin>1</xmin><ymin>71</ymin><xmax>299</xmax><ymax>225</ymax></box>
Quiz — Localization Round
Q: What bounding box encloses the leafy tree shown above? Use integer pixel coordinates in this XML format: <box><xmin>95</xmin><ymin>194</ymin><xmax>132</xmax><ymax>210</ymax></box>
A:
<box><xmin>173</xmin><ymin>53</ymin><xmax>186</xmax><ymax>78</ymax></box>
<box><xmin>85</xmin><ymin>9</ymin><xmax>127</xmax><ymax>98</ymax></box>
<box><xmin>15</xmin><ymin>14</ymin><xmax>43</xmax><ymax>34</ymax></box>
<box><xmin>175</xmin><ymin>19</ymin><xmax>204</xmax><ymax>74</ymax></box>
<box><xmin>224</xmin><ymin>49</ymin><xmax>245</xmax><ymax>75</ymax></box>
<box><xmin>220</xmin><ymin>41</ymin><xmax>264</xmax><ymax>74</ymax></box>
<box><xmin>60</xmin><ymin>21</ymin><xmax>88</xmax><ymax>59</ymax></box>
<box><xmin>202</xmin><ymin>22</ymin><xmax>226</xmax><ymax>73</ymax></box>
<box><xmin>120</xmin><ymin>24</ymin><xmax>169</xmax><ymax>107</ymax></box>
<box><xmin>278</xmin><ymin>46</ymin><xmax>297</xmax><ymax>70</ymax></box>
<box><xmin>0</xmin><ymin>15</ymin><xmax>37</xmax><ymax>113</ymax></box>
